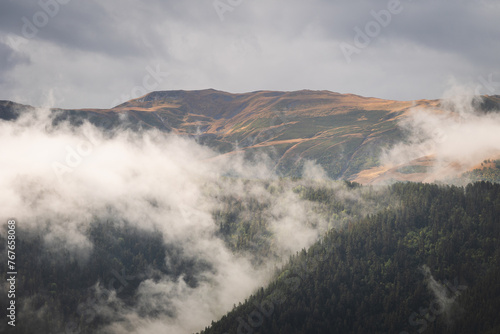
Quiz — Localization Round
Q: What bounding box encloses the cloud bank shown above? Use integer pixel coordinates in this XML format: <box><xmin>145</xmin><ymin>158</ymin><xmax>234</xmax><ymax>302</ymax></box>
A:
<box><xmin>382</xmin><ymin>87</ymin><xmax>500</xmax><ymax>181</ymax></box>
<box><xmin>0</xmin><ymin>106</ymin><xmax>385</xmax><ymax>333</ymax></box>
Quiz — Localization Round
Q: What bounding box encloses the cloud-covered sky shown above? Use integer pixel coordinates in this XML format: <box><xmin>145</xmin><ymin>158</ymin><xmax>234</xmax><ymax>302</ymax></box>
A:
<box><xmin>0</xmin><ymin>0</ymin><xmax>499</xmax><ymax>109</ymax></box>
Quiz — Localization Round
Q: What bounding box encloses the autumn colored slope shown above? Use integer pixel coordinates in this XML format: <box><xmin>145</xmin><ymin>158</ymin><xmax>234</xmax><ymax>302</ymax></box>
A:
<box><xmin>111</xmin><ymin>89</ymin><xmax>436</xmax><ymax>179</ymax></box>
<box><xmin>2</xmin><ymin>90</ymin><xmax>500</xmax><ymax>182</ymax></box>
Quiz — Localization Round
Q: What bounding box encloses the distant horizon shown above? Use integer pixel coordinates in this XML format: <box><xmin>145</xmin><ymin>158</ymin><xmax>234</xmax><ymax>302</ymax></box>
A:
<box><xmin>0</xmin><ymin>87</ymin><xmax>478</xmax><ymax>110</ymax></box>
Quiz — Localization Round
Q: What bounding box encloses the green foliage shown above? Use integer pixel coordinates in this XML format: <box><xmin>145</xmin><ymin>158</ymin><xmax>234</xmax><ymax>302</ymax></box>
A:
<box><xmin>3</xmin><ymin>180</ymin><xmax>500</xmax><ymax>334</ymax></box>
<box><xmin>212</xmin><ymin>179</ymin><xmax>387</xmax><ymax>264</ymax></box>
<box><xmin>460</xmin><ymin>160</ymin><xmax>500</xmax><ymax>183</ymax></box>
<box><xmin>396</xmin><ymin>165</ymin><xmax>431</xmax><ymax>174</ymax></box>
<box><xmin>201</xmin><ymin>182</ymin><xmax>500</xmax><ymax>334</ymax></box>
<box><xmin>0</xmin><ymin>221</ymin><xmax>210</xmax><ymax>334</ymax></box>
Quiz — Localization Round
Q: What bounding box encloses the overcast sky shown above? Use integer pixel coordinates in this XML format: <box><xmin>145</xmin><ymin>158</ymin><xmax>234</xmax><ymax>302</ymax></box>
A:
<box><xmin>0</xmin><ymin>0</ymin><xmax>499</xmax><ymax>109</ymax></box>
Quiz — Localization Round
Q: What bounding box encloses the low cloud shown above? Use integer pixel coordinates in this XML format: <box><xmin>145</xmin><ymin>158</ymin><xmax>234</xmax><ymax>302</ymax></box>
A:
<box><xmin>302</xmin><ymin>160</ymin><xmax>329</xmax><ymax>180</ymax></box>
<box><xmin>0</xmin><ymin>106</ymin><xmax>274</xmax><ymax>333</ymax></box>
<box><xmin>382</xmin><ymin>86</ymin><xmax>500</xmax><ymax>181</ymax></box>
<box><xmin>1</xmin><ymin>105</ymin><xmax>388</xmax><ymax>333</ymax></box>
<box><xmin>421</xmin><ymin>265</ymin><xmax>465</xmax><ymax>323</ymax></box>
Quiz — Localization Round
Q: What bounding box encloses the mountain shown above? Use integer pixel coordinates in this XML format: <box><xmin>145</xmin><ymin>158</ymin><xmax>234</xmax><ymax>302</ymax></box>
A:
<box><xmin>0</xmin><ymin>100</ymin><xmax>35</xmax><ymax>120</ymax></box>
<box><xmin>2</xmin><ymin>90</ymin><xmax>500</xmax><ymax>182</ymax></box>
<box><xmin>3</xmin><ymin>90</ymin><xmax>500</xmax><ymax>333</ymax></box>
<box><xmin>113</xmin><ymin>89</ymin><xmax>431</xmax><ymax>179</ymax></box>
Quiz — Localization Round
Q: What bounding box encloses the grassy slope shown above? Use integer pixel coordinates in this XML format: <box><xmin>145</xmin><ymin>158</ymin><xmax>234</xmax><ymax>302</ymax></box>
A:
<box><xmin>111</xmin><ymin>90</ymin><xmax>423</xmax><ymax>179</ymax></box>
<box><xmin>3</xmin><ymin>92</ymin><xmax>500</xmax><ymax>182</ymax></box>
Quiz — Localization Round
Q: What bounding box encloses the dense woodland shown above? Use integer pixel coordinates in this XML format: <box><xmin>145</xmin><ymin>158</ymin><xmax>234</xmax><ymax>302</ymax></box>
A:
<box><xmin>0</xmin><ymin>221</ymin><xmax>212</xmax><ymax>333</ymax></box>
<box><xmin>201</xmin><ymin>182</ymin><xmax>500</xmax><ymax>334</ymax></box>
<box><xmin>1</xmin><ymin>181</ymin><xmax>500</xmax><ymax>333</ymax></box>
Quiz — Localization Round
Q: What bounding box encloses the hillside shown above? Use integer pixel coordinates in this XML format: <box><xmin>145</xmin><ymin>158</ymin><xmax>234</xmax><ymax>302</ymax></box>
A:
<box><xmin>3</xmin><ymin>175</ymin><xmax>500</xmax><ymax>333</ymax></box>
<box><xmin>200</xmin><ymin>181</ymin><xmax>500</xmax><ymax>334</ymax></box>
<box><xmin>0</xmin><ymin>90</ymin><xmax>432</xmax><ymax>180</ymax></box>
<box><xmin>1</xmin><ymin>90</ymin><xmax>499</xmax><ymax>182</ymax></box>
<box><xmin>2</xmin><ymin>90</ymin><xmax>500</xmax><ymax>333</ymax></box>
<box><xmin>115</xmin><ymin>90</ymin><xmax>435</xmax><ymax>179</ymax></box>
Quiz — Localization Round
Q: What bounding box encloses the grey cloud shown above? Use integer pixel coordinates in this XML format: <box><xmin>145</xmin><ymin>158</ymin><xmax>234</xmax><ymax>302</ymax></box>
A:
<box><xmin>0</xmin><ymin>40</ymin><xmax>29</xmax><ymax>85</ymax></box>
<box><xmin>0</xmin><ymin>40</ymin><xmax>29</xmax><ymax>71</ymax></box>
<box><xmin>0</xmin><ymin>0</ymin><xmax>499</xmax><ymax>108</ymax></box>
<box><xmin>391</xmin><ymin>1</ymin><xmax>500</xmax><ymax>67</ymax></box>
<box><xmin>0</xmin><ymin>1</ymin><xmax>204</xmax><ymax>58</ymax></box>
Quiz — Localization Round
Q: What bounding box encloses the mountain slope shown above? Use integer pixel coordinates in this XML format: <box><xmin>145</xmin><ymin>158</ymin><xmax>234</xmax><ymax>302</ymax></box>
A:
<box><xmin>200</xmin><ymin>181</ymin><xmax>500</xmax><ymax>334</ymax></box>
<box><xmin>2</xmin><ymin>91</ymin><xmax>499</xmax><ymax>181</ymax></box>
<box><xmin>0</xmin><ymin>90</ymin><xmax>435</xmax><ymax>180</ymax></box>
<box><xmin>116</xmin><ymin>90</ymin><xmax>441</xmax><ymax>179</ymax></box>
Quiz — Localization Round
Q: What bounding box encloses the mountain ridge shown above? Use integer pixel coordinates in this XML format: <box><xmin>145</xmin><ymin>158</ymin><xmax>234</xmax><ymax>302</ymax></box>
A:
<box><xmin>2</xmin><ymin>90</ymin><xmax>500</xmax><ymax>182</ymax></box>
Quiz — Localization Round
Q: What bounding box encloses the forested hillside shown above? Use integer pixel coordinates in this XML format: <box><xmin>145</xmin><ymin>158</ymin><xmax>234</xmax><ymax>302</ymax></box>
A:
<box><xmin>200</xmin><ymin>182</ymin><xmax>500</xmax><ymax>334</ymax></box>
<box><xmin>2</xmin><ymin>176</ymin><xmax>500</xmax><ymax>333</ymax></box>
<box><xmin>0</xmin><ymin>179</ymin><xmax>387</xmax><ymax>334</ymax></box>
